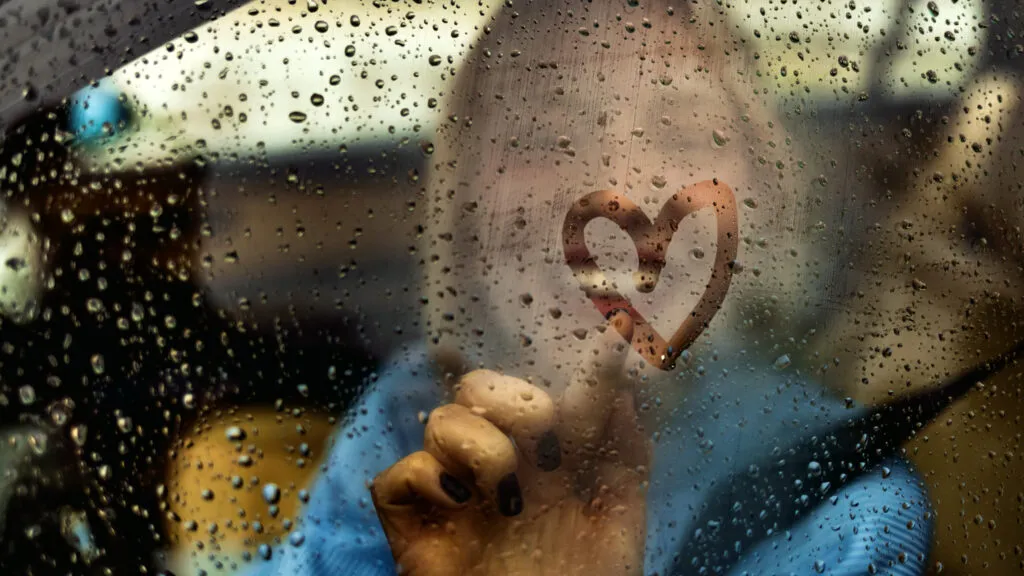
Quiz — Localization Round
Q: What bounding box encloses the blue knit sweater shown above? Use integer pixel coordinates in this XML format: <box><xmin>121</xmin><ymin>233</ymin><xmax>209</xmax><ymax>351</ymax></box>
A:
<box><xmin>251</xmin><ymin>347</ymin><xmax>933</xmax><ymax>576</ymax></box>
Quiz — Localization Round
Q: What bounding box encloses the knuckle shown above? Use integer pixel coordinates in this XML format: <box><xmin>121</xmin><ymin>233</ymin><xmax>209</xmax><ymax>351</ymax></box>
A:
<box><xmin>426</xmin><ymin>403</ymin><xmax>465</xmax><ymax>428</ymax></box>
<box><xmin>457</xmin><ymin>374</ymin><xmax>555</xmax><ymax>433</ymax></box>
<box><xmin>480</xmin><ymin>442</ymin><xmax>518</xmax><ymax>474</ymax></box>
<box><xmin>405</xmin><ymin>451</ymin><xmax>435</xmax><ymax>474</ymax></box>
<box><xmin>458</xmin><ymin>368</ymin><xmax>500</xmax><ymax>390</ymax></box>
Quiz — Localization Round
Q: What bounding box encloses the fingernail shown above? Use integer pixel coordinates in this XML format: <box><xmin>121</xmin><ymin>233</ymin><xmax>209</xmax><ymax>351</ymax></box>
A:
<box><xmin>440</xmin><ymin>472</ymin><xmax>471</xmax><ymax>503</ymax></box>
<box><xmin>535</xmin><ymin>430</ymin><xmax>562</xmax><ymax>472</ymax></box>
<box><xmin>604</xmin><ymin>308</ymin><xmax>629</xmax><ymax>321</ymax></box>
<box><xmin>497</xmin><ymin>473</ymin><xmax>523</xmax><ymax>517</ymax></box>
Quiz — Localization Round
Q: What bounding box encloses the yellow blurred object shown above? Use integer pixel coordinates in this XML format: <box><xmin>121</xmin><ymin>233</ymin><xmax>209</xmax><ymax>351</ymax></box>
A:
<box><xmin>162</xmin><ymin>408</ymin><xmax>335</xmax><ymax>570</ymax></box>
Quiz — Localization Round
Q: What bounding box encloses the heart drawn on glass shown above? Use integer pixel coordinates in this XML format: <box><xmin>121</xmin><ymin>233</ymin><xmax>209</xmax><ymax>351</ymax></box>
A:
<box><xmin>562</xmin><ymin>180</ymin><xmax>739</xmax><ymax>370</ymax></box>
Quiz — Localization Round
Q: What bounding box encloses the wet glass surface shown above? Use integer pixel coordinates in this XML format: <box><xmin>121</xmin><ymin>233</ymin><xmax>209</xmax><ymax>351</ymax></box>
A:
<box><xmin>0</xmin><ymin>1</ymin><xmax>1021</xmax><ymax>574</ymax></box>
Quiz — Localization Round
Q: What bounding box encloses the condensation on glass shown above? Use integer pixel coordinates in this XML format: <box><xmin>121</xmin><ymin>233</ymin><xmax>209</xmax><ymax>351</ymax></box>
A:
<box><xmin>0</xmin><ymin>0</ymin><xmax>1019</xmax><ymax>575</ymax></box>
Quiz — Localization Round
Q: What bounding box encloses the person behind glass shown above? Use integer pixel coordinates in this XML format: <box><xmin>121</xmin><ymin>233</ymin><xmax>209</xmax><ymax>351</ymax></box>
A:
<box><xmin>252</xmin><ymin>1</ymin><xmax>941</xmax><ymax>575</ymax></box>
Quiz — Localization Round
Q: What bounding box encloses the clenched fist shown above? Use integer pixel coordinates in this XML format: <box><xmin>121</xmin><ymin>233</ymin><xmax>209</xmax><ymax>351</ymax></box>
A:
<box><xmin>370</xmin><ymin>312</ymin><xmax>650</xmax><ymax>576</ymax></box>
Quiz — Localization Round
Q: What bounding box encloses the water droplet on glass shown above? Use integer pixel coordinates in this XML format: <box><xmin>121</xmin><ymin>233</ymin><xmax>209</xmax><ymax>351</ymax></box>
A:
<box><xmin>19</xmin><ymin>385</ymin><xmax>35</xmax><ymax>405</ymax></box>
<box><xmin>28</xmin><ymin>431</ymin><xmax>46</xmax><ymax>456</ymax></box>
<box><xmin>90</xmin><ymin>354</ymin><xmax>105</xmax><ymax>375</ymax></box>
<box><xmin>314</xmin><ymin>20</ymin><xmax>329</xmax><ymax>33</ymax></box>
<box><xmin>650</xmin><ymin>175</ymin><xmax>667</xmax><ymax>189</ymax></box>
<box><xmin>349</xmin><ymin>14</ymin><xmax>360</xmax><ymax>26</ymax></box>
<box><xmin>70</xmin><ymin>424</ymin><xmax>88</xmax><ymax>446</ymax></box>
<box><xmin>310</xmin><ymin>94</ymin><xmax>324</xmax><ymax>107</ymax></box>
<box><xmin>572</xmin><ymin>328</ymin><xmax>588</xmax><ymax>340</ymax></box>
<box><xmin>263</xmin><ymin>483</ymin><xmax>281</xmax><ymax>504</ymax></box>
<box><xmin>289</xmin><ymin>111</ymin><xmax>308</xmax><ymax>123</ymax></box>
<box><xmin>773</xmin><ymin>354</ymin><xmax>791</xmax><ymax>370</ymax></box>
<box><xmin>712</xmin><ymin>129</ymin><xmax>728</xmax><ymax>147</ymax></box>
<box><xmin>50</xmin><ymin>403</ymin><xmax>70</xmax><ymax>426</ymax></box>
<box><xmin>428</xmin><ymin>55</ymin><xmax>442</xmax><ymax>66</ymax></box>
<box><xmin>807</xmin><ymin>461</ymin><xmax>822</xmax><ymax>476</ymax></box>
<box><xmin>691</xmin><ymin>247</ymin><xmax>705</xmax><ymax>260</ymax></box>
<box><xmin>225</xmin><ymin>426</ymin><xmax>246</xmax><ymax>441</ymax></box>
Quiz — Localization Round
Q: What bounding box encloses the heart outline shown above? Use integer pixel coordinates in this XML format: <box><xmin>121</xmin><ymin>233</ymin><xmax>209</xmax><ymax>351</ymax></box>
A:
<box><xmin>562</xmin><ymin>180</ymin><xmax>739</xmax><ymax>370</ymax></box>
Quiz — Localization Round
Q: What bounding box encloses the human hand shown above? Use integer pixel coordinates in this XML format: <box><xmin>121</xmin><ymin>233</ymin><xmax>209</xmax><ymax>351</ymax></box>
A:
<box><xmin>370</xmin><ymin>312</ymin><xmax>648</xmax><ymax>576</ymax></box>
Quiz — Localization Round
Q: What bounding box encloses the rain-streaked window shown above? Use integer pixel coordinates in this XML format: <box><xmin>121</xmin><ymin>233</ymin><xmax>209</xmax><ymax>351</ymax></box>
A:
<box><xmin>0</xmin><ymin>1</ymin><xmax>1021</xmax><ymax>575</ymax></box>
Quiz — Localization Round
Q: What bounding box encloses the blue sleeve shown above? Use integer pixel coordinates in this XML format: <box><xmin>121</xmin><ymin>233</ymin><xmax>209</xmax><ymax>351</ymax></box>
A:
<box><xmin>726</xmin><ymin>458</ymin><xmax>933</xmax><ymax>576</ymax></box>
<box><xmin>248</xmin><ymin>352</ymin><xmax>443</xmax><ymax>576</ymax></box>
<box><xmin>640</xmin><ymin>352</ymin><xmax>935</xmax><ymax>576</ymax></box>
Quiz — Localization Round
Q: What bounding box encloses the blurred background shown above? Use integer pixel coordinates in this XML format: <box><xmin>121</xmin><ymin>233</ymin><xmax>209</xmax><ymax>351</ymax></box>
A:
<box><xmin>0</xmin><ymin>0</ymin><xmax>1022</xmax><ymax>574</ymax></box>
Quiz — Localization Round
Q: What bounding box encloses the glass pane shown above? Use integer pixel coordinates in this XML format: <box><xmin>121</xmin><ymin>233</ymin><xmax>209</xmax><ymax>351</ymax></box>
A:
<box><xmin>0</xmin><ymin>0</ymin><xmax>1020</xmax><ymax>575</ymax></box>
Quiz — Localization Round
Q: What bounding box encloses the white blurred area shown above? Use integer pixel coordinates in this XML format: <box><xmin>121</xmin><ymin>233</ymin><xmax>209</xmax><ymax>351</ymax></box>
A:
<box><xmin>86</xmin><ymin>0</ymin><xmax>985</xmax><ymax>169</ymax></box>
<box><xmin>90</xmin><ymin>0</ymin><xmax>506</xmax><ymax>168</ymax></box>
<box><xmin>730</xmin><ymin>0</ymin><xmax>987</xmax><ymax>102</ymax></box>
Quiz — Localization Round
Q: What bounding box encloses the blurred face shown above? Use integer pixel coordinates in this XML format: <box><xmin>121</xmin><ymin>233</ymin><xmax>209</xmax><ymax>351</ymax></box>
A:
<box><xmin>425</xmin><ymin>0</ymin><xmax>810</xmax><ymax>387</ymax></box>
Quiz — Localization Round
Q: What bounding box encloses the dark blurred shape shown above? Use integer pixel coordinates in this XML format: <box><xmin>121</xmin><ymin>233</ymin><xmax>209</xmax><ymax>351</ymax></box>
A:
<box><xmin>0</xmin><ymin>94</ymin><xmax>379</xmax><ymax>573</ymax></box>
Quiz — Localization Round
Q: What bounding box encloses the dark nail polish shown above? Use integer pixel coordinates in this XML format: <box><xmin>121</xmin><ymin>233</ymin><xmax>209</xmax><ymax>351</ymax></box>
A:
<box><xmin>604</xmin><ymin>307</ymin><xmax>629</xmax><ymax>320</ymax></box>
<box><xmin>497</xmin><ymin>473</ymin><xmax>523</xmax><ymax>517</ymax></box>
<box><xmin>440</xmin><ymin>472</ymin><xmax>471</xmax><ymax>503</ymax></box>
<box><xmin>536</xmin><ymin>430</ymin><xmax>562</xmax><ymax>471</ymax></box>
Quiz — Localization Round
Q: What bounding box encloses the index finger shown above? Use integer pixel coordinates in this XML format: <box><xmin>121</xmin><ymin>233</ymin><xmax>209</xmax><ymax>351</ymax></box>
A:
<box><xmin>556</xmin><ymin>310</ymin><xmax>635</xmax><ymax>449</ymax></box>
